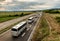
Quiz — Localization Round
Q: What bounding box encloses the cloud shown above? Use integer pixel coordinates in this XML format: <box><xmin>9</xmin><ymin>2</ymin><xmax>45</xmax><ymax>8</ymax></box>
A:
<box><xmin>0</xmin><ymin>0</ymin><xmax>60</xmax><ymax>11</ymax></box>
<box><xmin>5</xmin><ymin>0</ymin><xmax>13</xmax><ymax>2</ymax></box>
<box><xmin>0</xmin><ymin>7</ymin><xmax>6</xmax><ymax>11</ymax></box>
<box><xmin>27</xmin><ymin>0</ymin><xmax>60</xmax><ymax>10</ymax></box>
<box><xmin>29</xmin><ymin>5</ymin><xmax>52</xmax><ymax>10</ymax></box>
<box><xmin>17</xmin><ymin>0</ymin><xmax>39</xmax><ymax>2</ymax></box>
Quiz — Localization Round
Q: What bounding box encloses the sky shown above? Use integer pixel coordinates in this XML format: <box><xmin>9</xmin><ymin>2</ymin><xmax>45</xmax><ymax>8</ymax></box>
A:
<box><xmin>0</xmin><ymin>0</ymin><xmax>60</xmax><ymax>11</ymax></box>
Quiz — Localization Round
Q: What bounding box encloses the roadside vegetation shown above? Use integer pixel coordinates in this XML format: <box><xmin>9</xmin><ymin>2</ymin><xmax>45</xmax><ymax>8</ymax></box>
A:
<box><xmin>49</xmin><ymin>14</ymin><xmax>60</xmax><ymax>24</ymax></box>
<box><xmin>40</xmin><ymin>9</ymin><xmax>60</xmax><ymax>41</ymax></box>
<box><xmin>55</xmin><ymin>17</ymin><xmax>60</xmax><ymax>23</ymax></box>
<box><xmin>0</xmin><ymin>11</ymin><xmax>34</xmax><ymax>34</ymax></box>
<box><xmin>43</xmin><ymin>9</ymin><xmax>60</xmax><ymax>14</ymax></box>
<box><xmin>43</xmin><ymin>13</ymin><xmax>60</xmax><ymax>41</ymax></box>
<box><xmin>43</xmin><ymin>9</ymin><xmax>60</xmax><ymax>24</ymax></box>
<box><xmin>0</xmin><ymin>11</ymin><xmax>33</xmax><ymax>23</ymax></box>
<box><xmin>32</xmin><ymin>15</ymin><xmax>49</xmax><ymax>41</ymax></box>
<box><xmin>31</xmin><ymin>12</ymin><xmax>60</xmax><ymax>41</ymax></box>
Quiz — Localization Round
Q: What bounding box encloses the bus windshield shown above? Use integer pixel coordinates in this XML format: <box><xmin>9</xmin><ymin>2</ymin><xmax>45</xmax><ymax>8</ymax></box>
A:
<box><xmin>28</xmin><ymin>19</ymin><xmax>32</xmax><ymax>20</ymax></box>
<box><xmin>12</xmin><ymin>28</ymin><xmax>17</xmax><ymax>31</ymax></box>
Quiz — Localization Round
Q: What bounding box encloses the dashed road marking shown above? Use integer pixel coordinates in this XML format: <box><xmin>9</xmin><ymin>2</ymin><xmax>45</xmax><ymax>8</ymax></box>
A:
<box><xmin>30</xmin><ymin>25</ymin><xmax>32</xmax><ymax>27</ymax></box>
<box><xmin>27</xmin><ymin>28</ymin><xmax>30</xmax><ymax>31</ymax></box>
<box><xmin>21</xmin><ymin>33</ymin><xmax>26</xmax><ymax>37</ymax></box>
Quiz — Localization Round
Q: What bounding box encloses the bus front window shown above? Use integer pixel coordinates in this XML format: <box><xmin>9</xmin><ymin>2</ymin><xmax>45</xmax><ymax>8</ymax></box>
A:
<box><xmin>12</xmin><ymin>29</ymin><xmax>17</xmax><ymax>31</ymax></box>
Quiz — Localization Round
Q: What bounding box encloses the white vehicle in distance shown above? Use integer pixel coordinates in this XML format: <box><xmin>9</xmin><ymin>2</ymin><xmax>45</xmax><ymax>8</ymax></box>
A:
<box><xmin>28</xmin><ymin>17</ymin><xmax>34</xmax><ymax>24</ymax></box>
<box><xmin>11</xmin><ymin>21</ymin><xmax>27</xmax><ymax>37</ymax></box>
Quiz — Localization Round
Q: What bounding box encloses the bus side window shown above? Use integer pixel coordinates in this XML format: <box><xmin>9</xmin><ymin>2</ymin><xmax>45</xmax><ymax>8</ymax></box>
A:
<box><xmin>18</xmin><ymin>23</ymin><xmax>27</xmax><ymax>31</ymax></box>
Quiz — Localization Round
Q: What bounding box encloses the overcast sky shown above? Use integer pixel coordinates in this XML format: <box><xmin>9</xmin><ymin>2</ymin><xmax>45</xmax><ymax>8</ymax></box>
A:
<box><xmin>0</xmin><ymin>0</ymin><xmax>60</xmax><ymax>11</ymax></box>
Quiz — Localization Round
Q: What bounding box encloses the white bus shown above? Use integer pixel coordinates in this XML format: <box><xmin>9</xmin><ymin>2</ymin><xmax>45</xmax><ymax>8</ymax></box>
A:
<box><xmin>28</xmin><ymin>17</ymin><xmax>34</xmax><ymax>24</ymax></box>
<box><xmin>11</xmin><ymin>21</ymin><xmax>27</xmax><ymax>37</ymax></box>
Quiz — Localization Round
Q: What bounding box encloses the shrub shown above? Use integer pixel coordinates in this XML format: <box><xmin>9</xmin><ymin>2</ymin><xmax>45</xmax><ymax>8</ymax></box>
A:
<box><xmin>20</xmin><ymin>13</ymin><xmax>24</xmax><ymax>16</ymax></box>
<box><xmin>8</xmin><ymin>15</ymin><xmax>12</xmax><ymax>17</ymax></box>
<box><xmin>55</xmin><ymin>17</ymin><xmax>60</xmax><ymax>23</ymax></box>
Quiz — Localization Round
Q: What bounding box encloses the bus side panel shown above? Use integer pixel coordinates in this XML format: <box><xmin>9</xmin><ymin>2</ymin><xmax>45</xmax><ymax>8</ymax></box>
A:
<box><xmin>18</xmin><ymin>26</ymin><xmax>27</xmax><ymax>35</ymax></box>
<box><xmin>11</xmin><ymin>31</ymin><xmax>19</xmax><ymax>37</ymax></box>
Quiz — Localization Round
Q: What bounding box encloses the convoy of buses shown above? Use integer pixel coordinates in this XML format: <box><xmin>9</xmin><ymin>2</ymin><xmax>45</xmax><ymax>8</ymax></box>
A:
<box><xmin>11</xmin><ymin>14</ymin><xmax>41</xmax><ymax>37</ymax></box>
<box><xmin>11</xmin><ymin>16</ymin><xmax>35</xmax><ymax>37</ymax></box>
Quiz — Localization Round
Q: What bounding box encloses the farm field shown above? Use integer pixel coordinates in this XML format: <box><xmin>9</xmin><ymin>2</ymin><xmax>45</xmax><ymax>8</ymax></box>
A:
<box><xmin>42</xmin><ymin>13</ymin><xmax>60</xmax><ymax>41</ymax></box>
<box><xmin>50</xmin><ymin>14</ymin><xmax>60</xmax><ymax>18</ymax></box>
<box><xmin>0</xmin><ymin>11</ymin><xmax>33</xmax><ymax>16</ymax></box>
<box><xmin>50</xmin><ymin>14</ymin><xmax>60</xmax><ymax>24</ymax></box>
<box><xmin>31</xmin><ymin>13</ymin><xmax>60</xmax><ymax>41</ymax></box>
<box><xmin>0</xmin><ymin>17</ymin><xmax>18</xmax><ymax>23</ymax></box>
<box><xmin>0</xmin><ymin>11</ymin><xmax>33</xmax><ymax>23</ymax></box>
<box><xmin>32</xmin><ymin>14</ymin><xmax>49</xmax><ymax>41</ymax></box>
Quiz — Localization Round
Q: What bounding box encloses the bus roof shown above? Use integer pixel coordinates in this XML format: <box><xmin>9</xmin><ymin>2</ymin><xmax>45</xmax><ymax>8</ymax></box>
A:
<box><xmin>12</xmin><ymin>21</ymin><xmax>26</xmax><ymax>29</ymax></box>
<box><xmin>28</xmin><ymin>17</ymin><xmax>33</xmax><ymax>19</ymax></box>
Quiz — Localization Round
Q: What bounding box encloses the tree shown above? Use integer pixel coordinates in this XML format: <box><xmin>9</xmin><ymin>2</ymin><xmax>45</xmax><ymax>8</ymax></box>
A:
<box><xmin>20</xmin><ymin>13</ymin><xmax>24</xmax><ymax>16</ymax></box>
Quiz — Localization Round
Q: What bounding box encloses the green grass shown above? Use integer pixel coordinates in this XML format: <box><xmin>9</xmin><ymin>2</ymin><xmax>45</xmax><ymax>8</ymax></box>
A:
<box><xmin>0</xmin><ymin>11</ymin><xmax>33</xmax><ymax>17</ymax></box>
<box><xmin>41</xmin><ymin>14</ymin><xmax>60</xmax><ymax>41</ymax></box>
<box><xmin>39</xmin><ymin>17</ymin><xmax>49</xmax><ymax>41</ymax></box>
<box><xmin>50</xmin><ymin>14</ymin><xmax>60</xmax><ymax>23</ymax></box>
<box><xmin>0</xmin><ymin>11</ymin><xmax>33</xmax><ymax>23</ymax></box>
<box><xmin>32</xmin><ymin>16</ymin><xmax>49</xmax><ymax>41</ymax></box>
<box><xmin>0</xmin><ymin>11</ymin><xmax>33</xmax><ymax>34</ymax></box>
<box><xmin>0</xmin><ymin>17</ymin><xmax>18</xmax><ymax>23</ymax></box>
<box><xmin>55</xmin><ymin>17</ymin><xmax>60</xmax><ymax>23</ymax></box>
<box><xmin>43</xmin><ymin>9</ymin><xmax>60</xmax><ymax>13</ymax></box>
<box><xmin>50</xmin><ymin>14</ymin><xmax>60</xmax><ymax>18</ymax></box>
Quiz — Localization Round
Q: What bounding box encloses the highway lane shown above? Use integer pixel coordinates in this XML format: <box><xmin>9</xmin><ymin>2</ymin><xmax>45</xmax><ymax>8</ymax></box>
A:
<box><xmin>0</xmin><ymin>13</ymin><xmax>42</xmax><ymax>41</ymax></box>
<box><xmin>0</xmin><ymin>25</ymin><xmax>33</xmax><ymax>41</ymax></box>
<box><xmin>0</xmin><ymin>15</ymin><xmax>38</xmax><ymax>41</ymax></box>
<box><xmin>0</xmin><ymin>14</ymin><xmax>35</xmax><ymax>30</ymax></box>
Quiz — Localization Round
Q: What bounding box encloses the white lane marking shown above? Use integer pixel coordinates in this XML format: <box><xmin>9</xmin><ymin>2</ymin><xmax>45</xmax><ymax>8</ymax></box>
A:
<box><xmin>27</xmin><ymin>28</ymin><xmax>30</xmax><ymax>31</ymax></box>
<box><xmin>30</xmin><ymin>25</ymin><xmax>32</xmax><ymax>27</ymax></box>
<box><xmin>21</xmin><ymin>33</ymin><xmax>26</xmax><ymax>37</ymax></box>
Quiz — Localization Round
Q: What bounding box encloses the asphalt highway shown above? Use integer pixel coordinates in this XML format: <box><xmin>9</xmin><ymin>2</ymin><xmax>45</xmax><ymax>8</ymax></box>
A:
<box><xmin>0</xmin><ymin>14</ymin><xmax>38</xmax><ymax>41</ymax></box>
<box><xmin>0</xmin><ymin>14</ymin><xmax>39</xmax><ymax>41</ymax></box>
